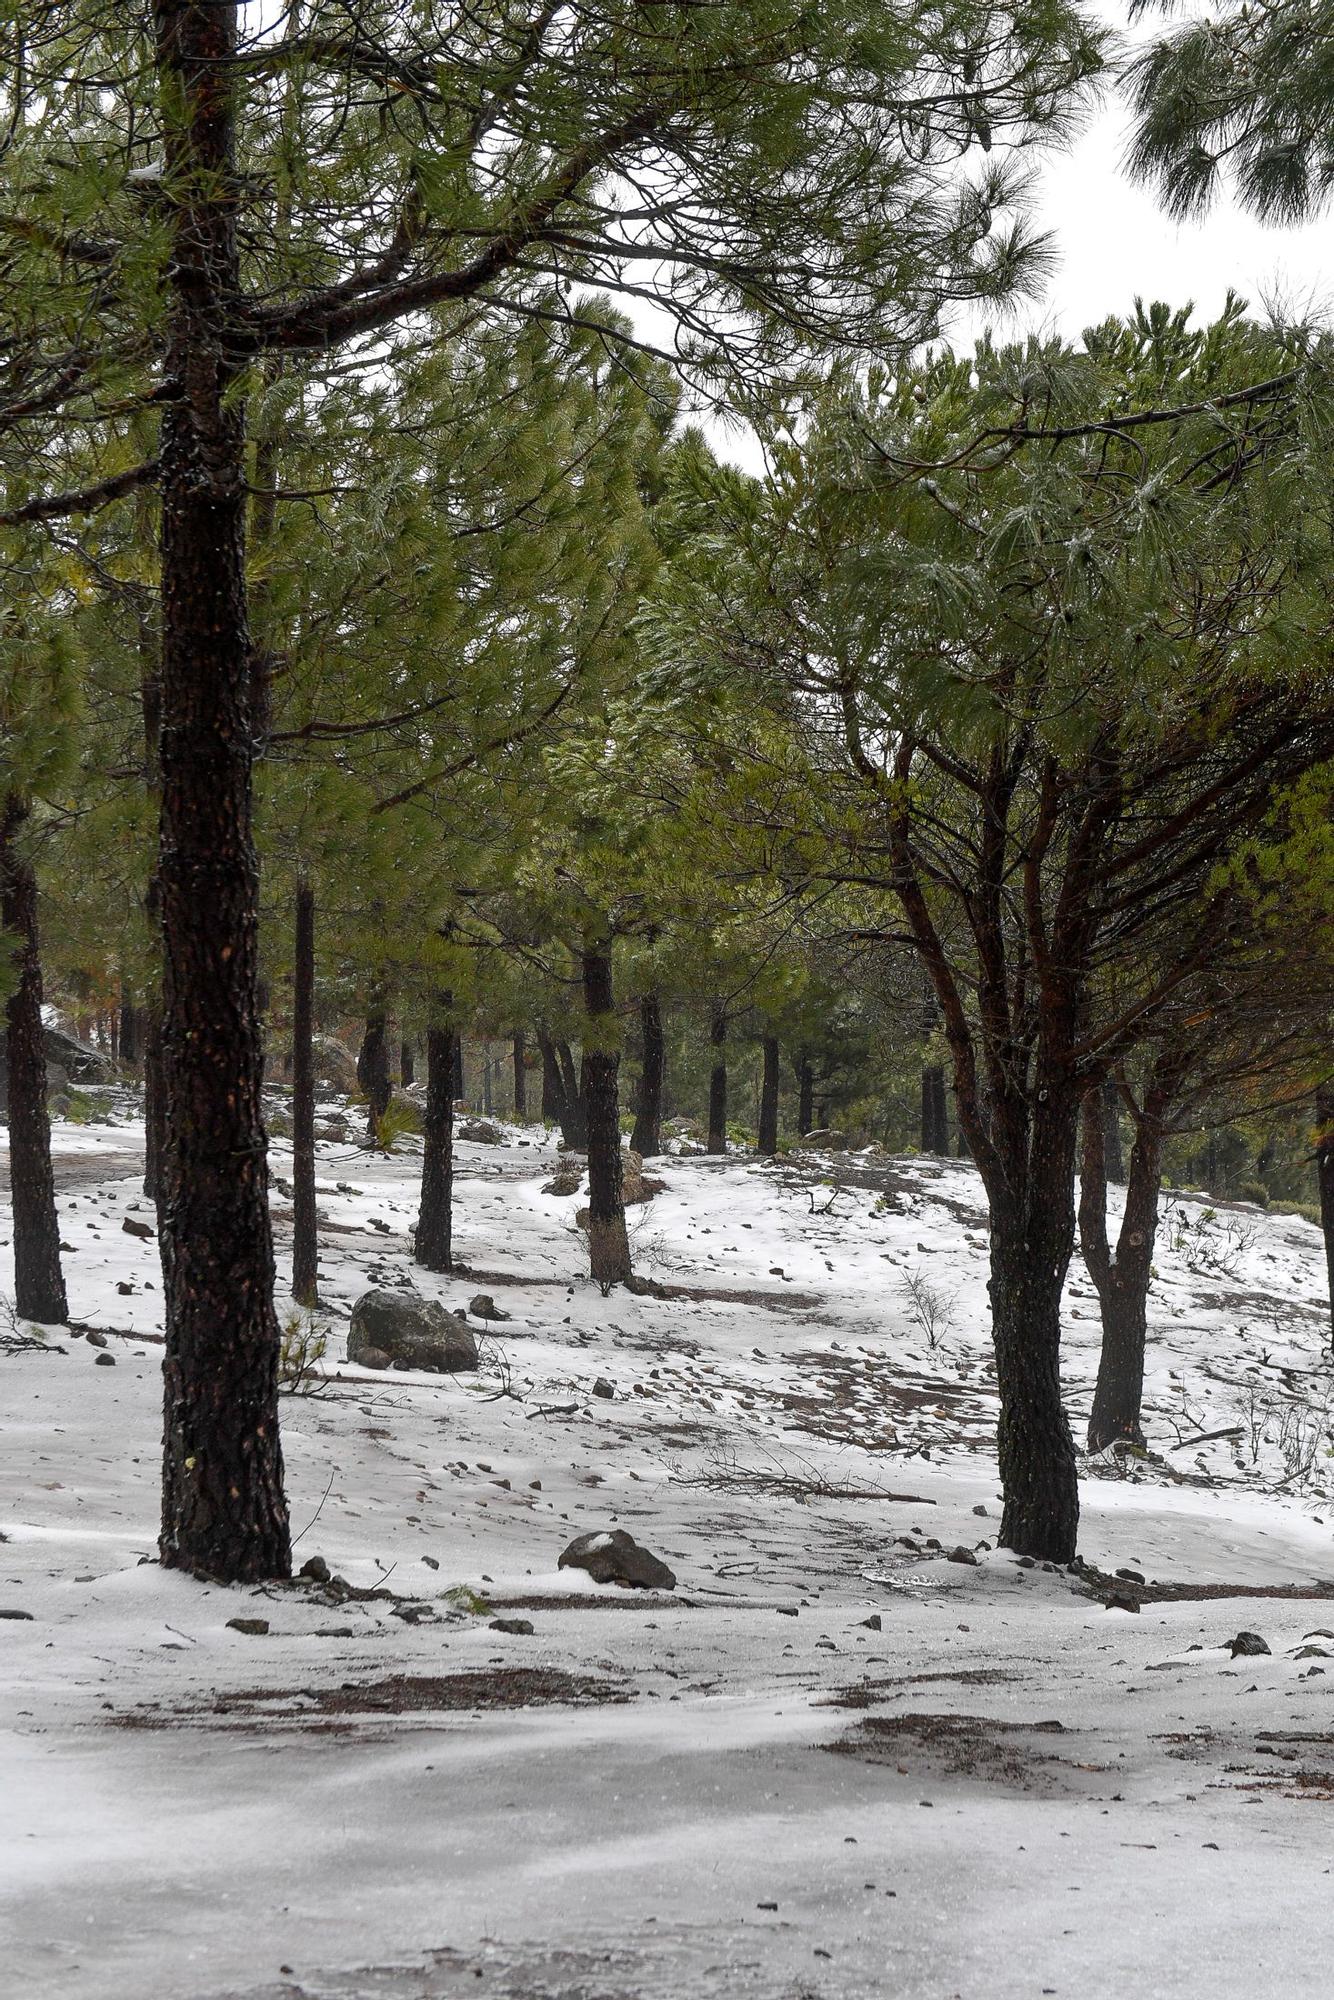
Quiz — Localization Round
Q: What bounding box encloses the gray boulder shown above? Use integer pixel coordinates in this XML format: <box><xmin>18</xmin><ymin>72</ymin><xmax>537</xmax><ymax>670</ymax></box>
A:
<box><xmin>558</xmin><ymin>1529</ymin><xmax>677</xmax><ymax>1591</ymax></box>
<box><xmin>458</xmin><ymin>1118</ymin><xmax>505</xmax><ymax>1145</ymax></box>
<box><xmin>802</xmin><ymin>1127</ymin><xmax>850</xmax><ymax>1151</ymax></box>
<box><xmin>347</xmin><ymin>1290</ymin><xmax>478</xmax><ymax>1373</ymax></box>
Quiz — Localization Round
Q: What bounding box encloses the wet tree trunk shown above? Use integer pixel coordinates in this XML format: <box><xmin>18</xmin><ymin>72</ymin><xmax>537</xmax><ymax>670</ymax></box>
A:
<box><xmin>920</xmin><ymin>1065</ymin><xmax>948</xmax><ymax>1154</ymax></box>
<box><xmin>357</xmin><ymin>1000</ymin><xmax>392</xmax><ymax>1145</ymax></box>
<box><xmin>581</xmin><ymin>947</ymin><xmax>631</xmax><ymax>1288</ymax></box>
<box><xmin>399</xmin><ymin>1040</ymin><xmax>414</xmax><ymax>1089</ymax></box>
<box><xmin>1081</xmin><ymin>1076</ymin><xmax>1170</xmax><ymax>1451</ymax></box>
<box><xmin>796</xmin><ymin>1052</ymin><xmax>814</xmax><ymax>1136</ymax></box>
<box><xmin>556</xmin><ymin>1039</ymin><xmax>586</xmax><ymax>1149</ymax></box>
<box><xmin>155</xmin><ymin>0</ymin><xmax>289</xmax><ymax>1583</ymax></box>
<box><xmin>511</xmin><ymin>1030</ymin><xmax>527</xmax><ymax>1119</ymax></box>
<box><xmin>707</xmin><ymin>999</ymin><xmax>728</xmax><ymax>1154</ymax></box>
<box><xmin>1316</xmin><ymin>1081</ymin><xmax>1334</xmax><ymax>1356</ymax></box>
<box><xmin>758</xmin><ymin>1033</ymin><xmax>780</xmax><ymax>1157</ymax></box>
<box><xmin>1102</xmin><ymin>1076</ymin><xmax>1125</xmax><ymax>1183</ymax></box>
<box><xmin>1</xmin><ymin>796</ymin><xmax>68</xmax><ymax>1326</ymax></box>
<box><xmin>630</xmin><ymin>992</ymin><xmax>665</xmax><ymax>1158</ymax></box>
<box><xmin>290</xmin><ymin>878</ymin><xmax>318</xmax><ymax>1308</ymax></box>
<box><xmin>538</xmin><ymin>1027</ymin><xmax>563</xmax><ymax>1126</ymax></box>
<box><xmin>119</xmin><ymin>991</ymin><xmax>140</xmax><ymax>1069</ymax></box>
<box><xmin>416</xmin><ymin>1019</ymin><xmax>455</xmax><ymax>1272</ymax></box>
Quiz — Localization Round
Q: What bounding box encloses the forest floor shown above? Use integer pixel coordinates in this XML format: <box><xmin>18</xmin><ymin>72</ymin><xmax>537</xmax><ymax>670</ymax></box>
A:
<box><xmin>4</xmin><ymin>1109</ymin><xmax>1334</xmax><ymax>1999</ymax></box>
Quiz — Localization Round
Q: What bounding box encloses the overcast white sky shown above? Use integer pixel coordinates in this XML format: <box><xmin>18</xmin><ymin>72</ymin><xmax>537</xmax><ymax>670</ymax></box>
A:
<box><xmin>1006</xmin><ymin>96</ymin><xmax>1334</xmax><ymax>343</ymax></box>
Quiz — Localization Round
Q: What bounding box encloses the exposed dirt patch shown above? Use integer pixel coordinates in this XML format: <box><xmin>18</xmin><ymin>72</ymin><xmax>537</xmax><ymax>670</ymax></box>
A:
<box><xmin>826</xmin><ymin>1709</ymin><xmax>1077</xmax><ymax>1792</ymax></box>
<box><xmin>821</xmin><ymin>1668</ymin><xmax>1020</xmax><ymax>1708</ymax></box>
<box><xmin>1079</xmin><ymin>1565</ymin><xmax>1334</xmax><ymax>1606</ymax></box>
<box><xmin>109</xmin><ymin>1668</ymin><xmax>635</xmax><ymax>1732</ymax></box>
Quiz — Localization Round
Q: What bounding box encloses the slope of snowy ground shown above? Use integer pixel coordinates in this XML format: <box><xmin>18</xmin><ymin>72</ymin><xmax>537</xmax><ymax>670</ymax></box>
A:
<box><xmin>3</xmin><ymin>1113</ymin><xmax>1334</xmax><ymax>2000</ymax></box>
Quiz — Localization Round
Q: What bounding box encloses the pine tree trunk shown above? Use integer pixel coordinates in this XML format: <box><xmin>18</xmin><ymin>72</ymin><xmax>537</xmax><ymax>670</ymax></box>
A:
<box><xmin>399</xmin><ymin>1040</ymin><xmax>415</xmax><ymax>1088</ymax></box>
<box><xmin>1102</xmin><ymin>1075</ymin><xmax>1125</xmax><ymax>1183</ymax></box>
<box><xmin>921</xmin><ymin>1064</ymin><xmax>949</xmax><ymax>1153</ymax></box>
<box><xmin>155</xmin><ymin>0</ymin><xmax>289</xmax><ymax>1583</ymax></box>
<box><xmin>290</xmin><ymin>879</ymin><xmax>318</xmax><ymax>1308</ymax></box>
<box><xmin>556</xmin><ymin>1040</ymin><xmax>587</xmax><ymax>1149</ymax></box>
<box><xmin>511</xmin><ymin>1030</ymin><xmax>527</xmax><ymax>1119</ymax></box>
<box><xmin>1081</xmin><ymin>1084</ymin><xmax>1166</xmax><ymax>1450</ymax></box>
<box><xmin>357</xmin><ymin>1002</ymin><xmax>392</xmax><ymax>1144</ymax></box>
<box><xmin>707</xmin><ymin>999</ymin><xmax>728</xmax><ymax>1153</ymax></box>
<box><xmin>758</xmin><ymin>1033</ymin><xmax>780</xmax><ymax>1157</ymax></box>
<box><xmin>630</xmin><ymin>992</ymin><xmax>665</xmax><ymax>1158</ymax></box>
<box><xmin>538</xmin><ymin>1027</ymin><xmax>563</xmax><ymax>1125</ymax></box>
<box><xmin>1</xmin><ymin>796</ymin><xmax>68</xmax><ymax>1326</ymax></box>
<box><xmin>119</xmin><ymin>990</ymin><xmax>140</xmax><ymax>1069</ymax></box>
<box><xmin>482</xmin><ymin>1045</ymin><xmax>494</xmax><ymax>1117</ymax></box>
<box><xmin>452</xmin><ymin>1035</ymin><xmax>465</xmax><ymax>1105</ymax></box>
<box><xmin>1315</xmin><ymin>1082</ymin><xmax>1334</xmax><ymax>1356</ymax></box>
<box><xmin>581</xmin><ymin>947</ymin><xmax>630</xmax><ymax>1287</ymax></box>
<box><xmin>796</xmin><ymin>1052</ymin><xmax>814</xmax><ymax>1136</ymax></box>
<box><xmin>416</xmin><ymin>1021</ymin><xmax>454</xmax><ymax>1272</ymax></box>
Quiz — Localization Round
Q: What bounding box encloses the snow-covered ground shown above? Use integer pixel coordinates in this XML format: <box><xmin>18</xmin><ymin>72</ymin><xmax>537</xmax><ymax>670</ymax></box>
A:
<box><xmin>4</xmin><ymin>1115</ymin><xmax>1334</xmax><ymax>1999</ymax></box>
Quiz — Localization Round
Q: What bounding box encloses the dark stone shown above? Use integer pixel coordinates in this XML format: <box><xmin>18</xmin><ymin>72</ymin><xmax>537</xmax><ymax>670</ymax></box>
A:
<box><xmin>300</xmin><ymin>1556</ymin><xmax>331</xmax><ymax>1584</ymax></box>
<box><xmin>85</xmin><ymin>1330</ymin><xmax>108</xmax><ymax>1348</ymax></box>
<box><xmin>0</xmin><ymin>1607</ymin><xmax>34</xmax><ymax>1620</ymax></box>
<box><xmin>859</xmin><ymin>1614</ymin><xmax>882</xmax><ymax>1631</ymax></box>
<box><xmin>947</xmin><ymin>1546</ymin><xmax>978</xmax><ymax>1565</ymax></box>
<box><xmin>1115</xmin><ymin>1567</ymin><xmax>1145</xmax><ymax>1584</ymax></box>
<box><xmin>489</xmin><ymin>1617</ymin><xmax>535</xmax><ymax>1635</ymax></box>
<box><xmin>558</xmin><ymin>1529</ymin><xmax>676</xmax><ymax>1591</ymax></box>
<box><xmin>1228</xmin><ymin>1631</ymin><xmax>1271</xmax><ymax>1657</ymax></box>
<box><xmin>592</xmin><ymin>1378</ymin><xmax>616</xmax><ymax>1399</ymax></box>
<box><xmin>356</xmin><ymin>1346</ymin><xmax>392</xmax><ymax>1371</ymax></box>
<box><xmin>467</xmin><ymin>1294</ymin><xmax>511</xmax><ymax>1323</ymax></box>
<box><xmin>348</xmin><ymin>1289</ymin><xmax>478</xmax><ymax>1373</ymax></box>
<box><xmin>1104</xmin><ymin>1594</ymin><xmax>1141</xmax><ymax>1613</ymax></box>
<box><xmin>94</xmin><ymin>1351</ymin><xmax>116</xmax><ymax>1366</ymax></box>
<box><xmin>122</xmin><ymin>1216</ymin><xmax>155</xmax><ymax>1240</ymax></box>
<box><xmin>226</xmin><ymin>1617</ymin><xmax>270</xmax><ymax>1635</ymax></box>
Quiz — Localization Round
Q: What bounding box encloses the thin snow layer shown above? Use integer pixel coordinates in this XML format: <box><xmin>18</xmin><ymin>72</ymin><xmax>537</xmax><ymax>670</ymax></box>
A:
<box><xmin>3</xmin><ymin>1119</ymin><xmax>1334</xmax><ymax>1999</ymax></box>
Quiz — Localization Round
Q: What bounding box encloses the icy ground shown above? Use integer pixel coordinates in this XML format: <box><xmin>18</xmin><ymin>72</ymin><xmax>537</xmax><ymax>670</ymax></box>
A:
<box><xmin>4</xmin><ymin>1114</ymin><xmax>1334</xmax><ymax>2000</ymax></box>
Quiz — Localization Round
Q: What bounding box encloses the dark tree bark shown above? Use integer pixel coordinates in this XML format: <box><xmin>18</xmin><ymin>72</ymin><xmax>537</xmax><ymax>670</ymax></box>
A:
<box><xmin>155</xmin><ymin>0</ymin><xmax>289</xmax><ymax>1583</ymax></box>
<box><xmin>399</xmin><ymin>1040</ymin><xmax>415</xmax><ymax>1088</ymax></box>
<box><xmin>290</xmin><ymin>879</ymin><xmax>318</xmax><ymax>1308</ymax></box>
<box><xmin>452</xmin><ymin>1034</ymin><xmax>465</xmax><ymax>1104</ymax></box>
<box><xmin>1102</xmin><ymin>1074</ymin><xmax>1125</xmax><ymax>1183</ymax></box>
<box><xmin>630</xmin><ymin>992</ymin><xmax>665</xmax><ymax>1158</ymax></box>
<box><xmin>556</xmin><ymin>1039</ymin><xmax>587</xmax><ymax>1149</ymax></box>
<box><xmin>511</xmin><ymin>1030</ymin><xmax>527</xmax><ymax>1119</ymax></box>
<box><xmin>581</xmin><ymin>947</ymin><xmax>631</xmax><ymax>1287</ymax></box>
<box><xmin>796</xmin><ymin>1052</ymin><xmax>814</xmax><ymax>1136</ymax></box>
<box><xmin>416</xmin><ymin>1019</ymin><xmax>455</xmax><ymax>1272</ymax></box>
<box><xmin>758</xmin><ymin>1033</ymin><xmax>780</xmax><ymax>1157</ymax></box>
<box><xmin>1</xmin><ymin>796</ymin><xmax>68</xmax><ymax>1326</ymax></box>
<box><xmin>1316</xmin><ymin>1081</ymin><xmax>1334</xmax><ymax>1356</ymax></box>
<box><xmin>482</xmin><ymin>1044</ymin><xmax>494</xmax><ymax>1117</ymax></box>
<box><xmin>920</xmin><ymin>1064</ymin><xmax>948</xmax><ymax>1153</ymax></box>
<box><xmin>1081</xmin><ymin>1067</ymin><xmax>1175</xmax><ymax>1452</ymax></box>
<box><xmin>119</xmin><ymin>991</ymin><xmax>140</xmax><ymax>1069</ymax></box>
<box><xmin>538</xmin><ymin>1026</ymin><xmax>564</xmax><ymax>1125</ymax></box>
<box><xmin>707</xmin><ymin>999</ymin><xmax>728</xmax><ymax>1153</ymax></box>
<box><xmin>356</xmin><ymin>1000</ymin><xmax>392</xmax><ymax>1144</ymax></box>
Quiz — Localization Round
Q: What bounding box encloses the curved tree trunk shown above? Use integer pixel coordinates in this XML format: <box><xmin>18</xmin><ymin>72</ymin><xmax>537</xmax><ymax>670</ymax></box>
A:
<box><xmin>155</xmin><ymin>0</ymin><xmax>288</xmax><ymax>1584</ymax></box>
<box><xmin>416</xmin><ymin>1019</ymin><xmax>455</xmax><ymax>1272</ymax></box>
<box><xmin>630</xmin><ymin>992</ymin><xmax>665</xmax><ymax>1158</ymax></box>
<box><xmin>1</xmin><ymin>796</ymin><xmax>68</xmax><ymax>1326</ymax></box>
<box><xmin>757</xmin><ymin>1033</ymin><xmax>780</xmax><ymax>1157</ymax></box>
<box><xmin>1318</xmin><ymin>1081</ymin><xmax>1334</xmax><ymax>1358</ymax></box>
<box><xmin>707</xmin><ymin>998</ymin><xmax>728</xmax><ymax>1154</ymax></box>
<box><xmin>581</xmin><ymin>947</ymin><xmax>631</xmax><ymax>1288</ymax></box>
<box><xmin>290</xmin><ymin>878</ymin><xmax>318</xmax><ymax>1308</ymax></box>
<box><xmin>357</xmin><ymin>999</ymin><xmax>391</xmax><ymax>1145</ymax></box>
<box><xmin>511</xmin><ymin>1030</ymin><xmax>527</xmax><ymax>1119</ymax></box>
